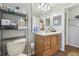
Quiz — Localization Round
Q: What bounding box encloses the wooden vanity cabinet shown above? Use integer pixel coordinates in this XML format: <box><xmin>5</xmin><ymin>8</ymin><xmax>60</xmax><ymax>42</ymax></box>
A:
<box><xmin>35</xmin><ymin>34</ymin><xmax>61</xmax><ymax>56</ymax></box>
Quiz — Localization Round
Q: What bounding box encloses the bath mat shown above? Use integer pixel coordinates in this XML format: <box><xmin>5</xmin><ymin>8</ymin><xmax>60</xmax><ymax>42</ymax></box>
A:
<box><xmin>67</xmin><ymin>51</ymin><xmax>79</xmax><ymax>56</ymax></box>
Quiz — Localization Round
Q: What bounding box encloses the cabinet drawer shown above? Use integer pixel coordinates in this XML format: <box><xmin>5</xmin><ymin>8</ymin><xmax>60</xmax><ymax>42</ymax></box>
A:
<box><xmin>44</xmin><ymin>41</ymin><xmax>50</xmax><ymax>50</ymax></box>
<box><xmin>44</xmin><ymin>36</ymin><xmax>50</xmax><ymax>42</ymax></box>
<box><xmin>44</xmin><ymin>36</ymin><xmax>50</xmax><ymax>50</ymax></box>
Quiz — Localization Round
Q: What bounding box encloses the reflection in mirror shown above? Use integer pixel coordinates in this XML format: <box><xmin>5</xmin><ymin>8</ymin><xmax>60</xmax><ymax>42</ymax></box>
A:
<box><xmin>40</xmin><ymin>20</ymin><xmax>44</xmax><ymax>30</ymax></box>
<box><xmin>45</xmin><ymin>18</ymin><xmax>50</xmax><ymax>26</ymax></box>
<box><xmin>53</xmin><ymin>15</ymin><xmax>62</xmax><ymax>26</ymax></box>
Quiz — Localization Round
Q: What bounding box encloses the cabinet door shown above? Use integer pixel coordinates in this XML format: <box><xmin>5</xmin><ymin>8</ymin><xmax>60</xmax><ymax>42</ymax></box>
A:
<box><xmin>35</xmin><ymin>35</ymin><xmax>43</xmax><ymax>52</ymax></box>
<box><xmin>57</xmin><ymin>34</ymin><xmax>61</xmax><ymax>48</ymax></box>
<box><xmin>51</xmin><ymin>35</ymin><xmax>58</xmax><ymax>48</ymax></box>
<box><xmin>44</xmin><ymin>36</ymin><xmax>50</xmax><ymax>50</ymax></box>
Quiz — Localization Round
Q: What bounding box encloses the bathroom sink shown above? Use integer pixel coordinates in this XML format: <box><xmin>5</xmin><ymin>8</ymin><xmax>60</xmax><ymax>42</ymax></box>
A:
<box><xmin>36</xmin><ymin>31</ymin><xmax>61</xmax><ymax>36</ymax></box>
<box><xmin>50</xmin><ymin>30</ymin><xmax>56</xmax><ymax>32</ymax></box>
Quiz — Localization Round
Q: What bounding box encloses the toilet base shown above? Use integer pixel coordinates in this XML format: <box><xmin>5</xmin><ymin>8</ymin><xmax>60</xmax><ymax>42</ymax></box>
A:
<box><xmin>18</xmin><ymin>53</ymin><xmax>27</xmax><ymax>56</ymax></box>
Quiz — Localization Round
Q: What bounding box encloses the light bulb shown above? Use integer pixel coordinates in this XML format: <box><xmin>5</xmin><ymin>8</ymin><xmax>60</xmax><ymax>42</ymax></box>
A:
<box><xmin>41</xmin><ymin>3</ymin><xmax>44</xmax><ymax>7</ymax></box>
<box><xmin>38</xmin><ymin>5</ymin><xmax>41</xmax><ymax>8</ymax></box>
<box><xmin>38</xmin><ymin>3</ymin><xmax>50</xmax><ymax>11</ymax></box>
<box><xmin>41</xmin><ymin>7</ymin><xmax>44</xmax><ymax>10</ymax></box>
<box><xmin>47</xmin><ymin>6</ymin><xmax>50</xmax><ymax>10</ymax></box>
<box><xmin>44</xmin><ymin>5</ymin><xmax>47</xmax><ymax>8</ymax></box>
<box><xmin>44</xmin><ymin>9</ymin><xmax>47</xmax><ymax>11</ymax></box>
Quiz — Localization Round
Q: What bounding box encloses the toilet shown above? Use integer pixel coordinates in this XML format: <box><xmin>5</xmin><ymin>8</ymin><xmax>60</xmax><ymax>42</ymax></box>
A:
<box><xmin>6</xmin><ymin>38</ymin><xmax>27</xmax><ymax>56</ymax></box>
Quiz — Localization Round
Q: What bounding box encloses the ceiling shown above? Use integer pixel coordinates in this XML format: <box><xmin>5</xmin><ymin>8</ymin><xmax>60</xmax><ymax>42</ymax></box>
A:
<box><xmin>32</xmin><ymin>3</ymin><xmax>72</xmax><ymax>17</ymax></box>
<box><xmin>2</xmin><ymin>3</ymin><xmax>72</xmax><ymax>17</ymax></box>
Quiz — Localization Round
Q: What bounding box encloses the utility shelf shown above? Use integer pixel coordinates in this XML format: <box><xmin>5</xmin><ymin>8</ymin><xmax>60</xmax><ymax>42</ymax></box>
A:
<box><xmin>1</xmin><ymin>25</ymin><xmax>27</xmax><ymax>30</ymax></box>
<box><xmin>0</xmin><ymin>9</ymin><xmax>26</xmax><ymax>17</ymax></box>
<box><xmin>1</xmin><ymin>25</ymin><xmax>18</xmax><ymax>30</ymax></box>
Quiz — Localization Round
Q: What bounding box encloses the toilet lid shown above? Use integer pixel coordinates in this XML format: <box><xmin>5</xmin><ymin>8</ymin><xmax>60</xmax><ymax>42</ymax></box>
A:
<box><xmin>7</xmin><ymin>38</ymin><xmax>26</xmax><ymax>45</ymax></box>
<box><xmin>18</xmin><ymin>54</ymin><xmax>27</xmax><ymax>56</ymax></box>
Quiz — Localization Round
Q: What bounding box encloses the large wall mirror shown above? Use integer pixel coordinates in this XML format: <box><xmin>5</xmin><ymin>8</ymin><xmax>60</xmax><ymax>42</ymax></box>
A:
<box><xmin>45</xmin><ymin>18</ymin><xmax>50</xmax><ymax>27</ymax></box>
<box><xmin>53</xmin><ymin>15</ymin><xmax>62</xmax><ymax>26</ymax></box>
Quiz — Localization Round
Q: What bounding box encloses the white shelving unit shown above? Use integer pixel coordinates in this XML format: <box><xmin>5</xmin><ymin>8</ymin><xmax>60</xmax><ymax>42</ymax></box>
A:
<box><xmin>0</xmin><ymin>8</ymin><xmax>28</xmax><ymax>56</ymax></box>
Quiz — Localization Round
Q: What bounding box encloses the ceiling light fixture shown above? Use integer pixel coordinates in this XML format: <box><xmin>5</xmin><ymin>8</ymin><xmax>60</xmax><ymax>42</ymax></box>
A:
<box><xmin>38</xmin><ymin>3</ymin><xmax>50</xmax><ymax>11</ymax></box>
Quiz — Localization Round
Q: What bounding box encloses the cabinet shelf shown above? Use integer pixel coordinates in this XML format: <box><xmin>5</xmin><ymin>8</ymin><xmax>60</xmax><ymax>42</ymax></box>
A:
<box><xmin>0</xmin><ymin>9</ymin><xmax>27</xmax><ymax>30</ymax></box>
<box><xmin>1</xmin><ymin>25</ymin><xmax>18</xmax><ymax>30</ymax></box>
<box><xmin>18</xmin><ymin>26</ymin><xmax>27</xmax><ymax>30</ymax></box>
<box><xmin>1</xmin><ymin>36</ymin><xmax>26</xmax><ymax>43</ymax></box>
<box><xmin>1</xmin><ymin>25</ymin><xmax>27</xmax><ymax>30</ymax></box>
<box><xmin>0</xmin><ymin>9</ymin><xmax>26</xmax><ymax>17</ymax></box>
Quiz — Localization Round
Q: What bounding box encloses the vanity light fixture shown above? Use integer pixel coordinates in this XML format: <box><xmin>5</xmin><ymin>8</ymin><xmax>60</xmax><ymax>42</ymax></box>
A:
<box><xmin>38</xmin><ymin>3</ymin><xmax>50</xmax><ymax>11</ymax></box>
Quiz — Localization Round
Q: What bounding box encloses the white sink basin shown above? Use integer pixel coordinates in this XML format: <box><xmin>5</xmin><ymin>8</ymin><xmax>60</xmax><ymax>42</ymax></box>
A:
<box><xmin>36</xmin><ymin>31</ymin><xmax>61</xmax><ymax>36</ymax></box>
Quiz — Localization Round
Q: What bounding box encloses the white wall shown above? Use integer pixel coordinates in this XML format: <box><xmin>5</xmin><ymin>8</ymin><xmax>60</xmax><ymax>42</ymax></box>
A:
<box><xmin>0</xmin><ymin>31</ymin><xmax>1</xmax><ymax>55</ymax></box>
<box><xmin>32</xmin><ymin>16</ymin><xmax>40</xmax><ymax>30</ymax></box>
<box><xmin>52</xmin><ymin>11</ymin><xmax>65</xmax><ymax>51</ymax></box>
<box><xmin>67</xmin><ymin>4</ymin><xmax>79</xmax><ymax>48</ymax></box>
<box><xmin>0</xmin><ymin>3</ymin><xmax>2</xmax><ymax>8</ymax></box>
<box><xmin>31</xmin><ymin>16</ymin><xmax>40</xmax><ymax>43</ymax></box>
<box><xmin>0</xmin><ymin>3</ymin><xmax>2</xmax><ymax>55</ymax></box>
<box><xmin>65</xmin><ymin>9</ymin><xmax>69</xmax><ymax>45</ymax></box>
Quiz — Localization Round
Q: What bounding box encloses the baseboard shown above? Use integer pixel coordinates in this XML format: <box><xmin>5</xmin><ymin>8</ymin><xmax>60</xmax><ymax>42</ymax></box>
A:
<box><xmin>68</xmin><ymin>44</ymin><xmax>79</xmax><ymax>49</ymax></box>
<box><xmin>59</xmin><ymin>46</ymin><xmax>65</xmax><ymax>52</ymax></box>
<box><xmin>59</xmin><ymin>48</ymin><xmax>64</xmax><ymax>52</ymax></box>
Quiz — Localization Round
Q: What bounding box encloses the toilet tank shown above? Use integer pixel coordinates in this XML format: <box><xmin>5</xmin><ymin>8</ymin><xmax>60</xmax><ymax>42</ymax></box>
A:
<box><xmin>7</xmin><ymin>38</ymin><xmax>26</xmax><ymax>56</ymax></box>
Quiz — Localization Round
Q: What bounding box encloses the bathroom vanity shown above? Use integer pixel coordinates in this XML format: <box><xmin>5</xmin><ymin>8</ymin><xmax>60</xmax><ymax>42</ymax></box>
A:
<box><xmin>35</xmin><ymin>32</ymin><xmax>61</xmax><ymax>56</ymax></box>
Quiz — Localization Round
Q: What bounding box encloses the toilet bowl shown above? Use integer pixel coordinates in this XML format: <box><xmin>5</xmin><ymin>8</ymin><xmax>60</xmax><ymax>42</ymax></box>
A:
<box><xmin>6</xmin><ymin>38</ymin><xmax>27</xmax><ymax>56</ymax></box>
<box><xmin>18</xmin><ymin>53</ymin><xmax>27</xmax><ymax>56</ymax></box>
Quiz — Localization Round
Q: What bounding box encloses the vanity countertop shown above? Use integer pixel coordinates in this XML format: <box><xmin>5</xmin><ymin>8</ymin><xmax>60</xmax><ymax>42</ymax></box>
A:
<box><xmin>35</xmin><ymin>31</ymin><xmax>61</xmax><ymax>36</ymax></box>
